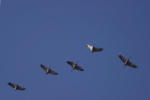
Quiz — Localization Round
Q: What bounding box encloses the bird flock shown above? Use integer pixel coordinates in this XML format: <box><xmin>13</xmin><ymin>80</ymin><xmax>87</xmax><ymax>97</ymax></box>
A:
<box><xmin>8</xmin><ymin>44</ymin><xmax>137</xmax><ymax>91</ymax></box>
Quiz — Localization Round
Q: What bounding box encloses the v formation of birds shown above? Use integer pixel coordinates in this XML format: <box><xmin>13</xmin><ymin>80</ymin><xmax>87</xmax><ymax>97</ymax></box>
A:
<box><xmin>8</xmin><ymin>44</ymin><xmax>137</xmax><ymax>91</ymax></box>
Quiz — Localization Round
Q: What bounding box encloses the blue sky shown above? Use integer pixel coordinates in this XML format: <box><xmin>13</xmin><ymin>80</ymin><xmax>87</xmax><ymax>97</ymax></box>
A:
<box><xmin>0</xmin><ymin>0</ymin><xmax>150</xmax><ymax>100</ymax></box>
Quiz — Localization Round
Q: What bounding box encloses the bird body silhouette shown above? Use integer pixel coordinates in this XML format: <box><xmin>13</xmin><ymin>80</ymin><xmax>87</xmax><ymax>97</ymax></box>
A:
<box><xmin>118</xmin><ymin>54</ymin><xmax>137</xmax><ymax>68</ymax></box>
<box><xmin>40</xmin><ymin>64</ymin><xmax>58</xmax><ymax>75</ymax></box>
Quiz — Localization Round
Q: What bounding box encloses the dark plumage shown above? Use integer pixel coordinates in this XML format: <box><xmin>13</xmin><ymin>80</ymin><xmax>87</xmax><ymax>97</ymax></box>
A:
<box><xmin>66</xmin><ymin>61</ymin><xmax>84</xmax><ymax>71</ymax></box>
<box><xmin>40</xmin><ymin>64</ymin><xmax>58</xmax><ymax>75</ymax></box>
<box><xmin>8</xmin><ymin>82</ymin><xmax>25</xmax><ymax>91</ymax></box>
<box><xmin>118</xmin><ymin>54</ymin><xmax>137</xmax><ymax>68</ymax></box>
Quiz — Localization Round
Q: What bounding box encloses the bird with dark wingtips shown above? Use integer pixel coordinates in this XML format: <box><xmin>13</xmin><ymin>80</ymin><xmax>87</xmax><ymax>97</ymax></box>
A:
<box><xmin>66</xmin><ymin>61</ymin><xmax>84</xmax><ymax>71</ymax></box>
<box><xmin>86</xmin><ymin>44</ymin><xmax>103</xmax><ymax>53</ymax></box>
<box><xmin>40</xmin><ymin>64</ymin><xmax>58</xmax><ymax>75</ymax></box>
<box><xmin>118</xmin><ymin>54</ymin><xmax>137</xmax><ymax>68</ymax></box>
<box><xmin>8</xmin><ymin>82</ymin><xmax>25</xmax><ymax>91</ymax></box>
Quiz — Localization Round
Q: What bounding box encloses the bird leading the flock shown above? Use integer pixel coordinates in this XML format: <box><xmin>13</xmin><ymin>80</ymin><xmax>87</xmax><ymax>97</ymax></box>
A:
<box><xmin>118</xmin><ymin>54</ymin><xmax>137</xmax><ymax>68</ymax></box>
<box><xmin>40</xmin><ymin>64</ymin><xmax>58</xmax><ymax>75</ymax></box>
<box><xmin>86</xmin><ymin>44</ymin><xmax>103</xmax><ymax>53</ymax></box>
<box><xmin>66</xmin><ymin>61</ymin><xmax>84</xmax><ymax>71</ymax></box>
<box><xmin>8</xmin><ymin>82</ymin><xmax>25</xmax><ymax>91</ymax></box>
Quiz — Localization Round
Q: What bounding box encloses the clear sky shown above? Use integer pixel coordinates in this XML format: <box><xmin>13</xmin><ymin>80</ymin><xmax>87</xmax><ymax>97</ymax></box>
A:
<box><xmin>0</xmin><ymin>0</ymin><xmax>150</xmax><ymax>100</ymax></box>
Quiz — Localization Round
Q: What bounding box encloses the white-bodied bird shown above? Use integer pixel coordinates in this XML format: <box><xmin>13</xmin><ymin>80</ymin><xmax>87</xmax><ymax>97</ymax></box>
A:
<box><xmin>86</xmin><ymin>44</ymin><xmax>103</xmax><ymax>53</ymax></box>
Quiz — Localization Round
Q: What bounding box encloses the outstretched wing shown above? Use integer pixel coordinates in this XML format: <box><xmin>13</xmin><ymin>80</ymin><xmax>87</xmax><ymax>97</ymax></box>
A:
<box><xmin>40</xmin><ymin>64</ymin><xmax>47</xmax><ymax>71</ymax></box>
<box><xmin>50</xmin><ymin>69</ymin><xmax>59</xmax><ymax>75</ymax></box>
<box><xmin>8</xmin><ymin>82</ymin><xmax>15</xmax><ymax>88</ymax></box>
<box><xmin>17</xmin><ymin>85</ymin><xmax>26</xmax><ymax>90</ymax></box>
<box><xmin>127</xmin><ymin>60</ymin><xmax>137</xmax><ymax>68</ymax></box>
<box><xmin>93</xmin><ymin>47</ymin><xmax>103</xmax><ymax>52</ymax></box>
<box><xmin>118</xmin><ymin>54</ymin><xmax>127</xmax><ymax>63</ymax></box>
<box><xmin>66</xmin><ymin>61</ymin><xmax>73</xmax><ymax>66</ymax></box>
<box><xmin>75</xmin><ymin>65</ymin><xmax>84</xmax><ymax>71</ymax></box>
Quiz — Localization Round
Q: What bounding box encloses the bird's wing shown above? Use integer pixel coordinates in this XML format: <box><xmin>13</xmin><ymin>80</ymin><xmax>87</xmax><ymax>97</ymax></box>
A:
<box><xmin>118</xmin><ymin>54</ymin><xmax>127</xmax><ymax>63</ymax></box>
<box><xmin>75</xmin><ymin>65</ymin><xmax>84</xmax><ymax>71</ymax></box>
<box><xmin>50</xmin><ymin>69</ymin><xmax>58</xmax><ymax>75</ymax></box>
<box><xmin>17</xmin><ymin>85</ymin><xmax>26</xmax><ymax>90</ymax></box>
<box><xmin>127</xmin><ymin>60</ymin><xmax>137</xmax><ymax>68</ymax></box>
<box><xmin>40</xmin><ymin>64</ymin><xmax>47</xmax><ymax>71</ymax></box>
<box><xmin>8</xmin><ymin>82</ymin><xmax>16</xmax><ymax>88</ymax></box>
<box><xmin>93</xmin><ymin>47</ymin><xmax>103</xmax><ymax>52</ymax></box>
<box><xmin>67</xmin><ymin>61</ymin><xmax>73</xmax><ymax>66</ymax></box>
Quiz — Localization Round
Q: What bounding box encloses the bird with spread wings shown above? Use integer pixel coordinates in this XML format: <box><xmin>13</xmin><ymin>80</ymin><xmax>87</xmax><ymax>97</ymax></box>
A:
<box><xmin>66</xmin><ymin>61</ymin><xmax>84</xmax><ymax>71</ymax></box>
<box><xmin>8</xmin><ymin>82</ymin><xmax>25</xmax><ymax>91</ymax></box>
<box><xmin>86</xmin><ymin>44</ymin><xmax>103</xmax><ymax>53</ymax></box>
<box><xmin>40</xmin><ymin>64</ymin><xmax>58</xmax><ymax>75</ymax></box>
<box><xmin>118</xmin><ymin>54</ymin><xmax>137</xmax><ymax>68</ymax></box>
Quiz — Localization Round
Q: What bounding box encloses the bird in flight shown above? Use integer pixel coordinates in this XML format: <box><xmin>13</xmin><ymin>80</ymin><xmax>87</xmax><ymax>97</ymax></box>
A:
<box><xmin>86</xmin><ymin>44</ymin><xmax>103</xmax><ymax>53</ymax></box>
<box><xmin>40</xmin><ymin>64</ymin><xmax>58</xmax><ymax>75</ymax></box>
<box><xmin>118</xmin><ymin>54</ymin><xmax>137</xmax><ymax>68</ymax></box>
<box><xmin>8</xmin><ymin>82</ymin><xmax>25</xmax><ymax>91</ymax></box>
<box><xmin>66</xmin><ymin>61</ymin><xmax>84</xmax><ymax>71</ymax></box>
